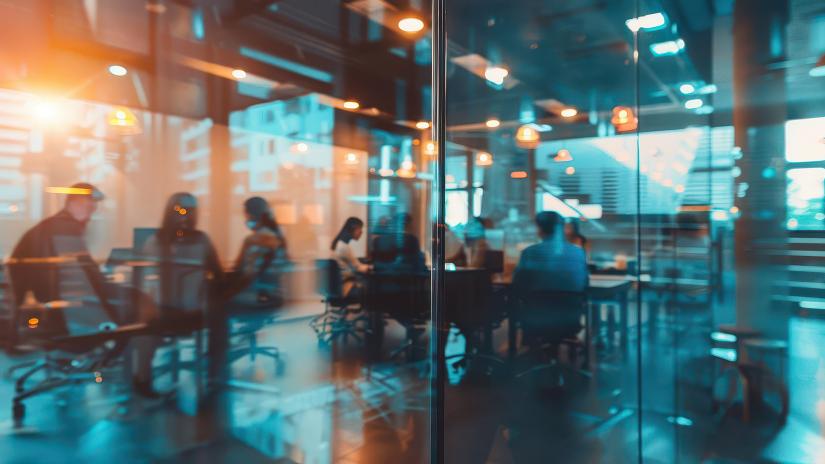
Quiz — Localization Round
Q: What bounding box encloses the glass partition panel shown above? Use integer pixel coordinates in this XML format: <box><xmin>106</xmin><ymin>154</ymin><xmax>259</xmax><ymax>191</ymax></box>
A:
<box><xmin>443</xmin><ymin>1</ymin><xmax>641</xmax><ymax>462</ymax></box>
<box><xmin>638</xmin><ymin>0</ymin><xmax>825</xmax><ymax>462</ymax></box>
<box><xmin>0</xmin><ymin>1</ymin><xmax>432</xmax><ymax>462</ymax></box>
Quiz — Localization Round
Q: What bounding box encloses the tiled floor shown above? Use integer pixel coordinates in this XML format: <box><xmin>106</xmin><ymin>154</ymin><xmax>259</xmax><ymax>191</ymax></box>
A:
<box><xmin>1</xmin><ymin>293</ymin><xmax>824</xmax><ymax>463</ymax></box>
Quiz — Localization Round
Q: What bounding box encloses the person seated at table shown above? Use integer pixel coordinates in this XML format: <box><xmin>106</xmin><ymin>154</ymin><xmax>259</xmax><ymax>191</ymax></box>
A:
<box><xmin>513</xmin><ymin>211</ymin><xmax>588</xmax><ymax>294</ymax></box>
<box><xmin>564</xmin><ymin>218</ymin><xmax>590</xmax><ymax>258</ymax></box>
<box><xmin>10</xmin><ymin>182</ymin><xmax>161</xmax><ymax>397</ymax></box>
<box><xmin>140</xmin><ymin>192</ymin><xmax>224</xmax><ymax>393</ymax></box>
<box><xmin>453</xmin><ymin>217</ymin><xmax>491</xmax><ymax>268</ymax></box>
<box><xmin>331</xmin><ymin>216</ymin><xmax>370</xmax><ymax>297</ymax></box>
<box><xmin>224</xmin><ymin>196</ymin><xmax>289</xmax><ymax>307</ymax></box>
<box><xmin>372</xmin><ymin>213</ymin><xmax>426</xmax><ymax>274</ymax></box>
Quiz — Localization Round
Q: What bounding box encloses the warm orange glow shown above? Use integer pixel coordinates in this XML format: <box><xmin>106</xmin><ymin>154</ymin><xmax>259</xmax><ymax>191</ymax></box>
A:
<box><xmin>515</xmin><ymin>124</ymin><xmax>540</xmax><ymax>149</ymax></box>
<box><xmin>398</xmin><ymin>17</ymin><xmax>425</xmax><ymax>33</ymax></box>
<box><xmin>342</xmin><ymin>100</ymin><xmax>360</xmax><ymax>110</ymax></box>
<box><xmin>560</xmin><ymin>107</ymin><xmax>578</xmax><ymax>118</ymax></box>
<box><xmin>476</xmin><ymin>151</ymin><xmax>493</xmax><ymax>166</ymax></box>
<box><xmin>415</xmin><ymin>121</ymin><xmax>430</xmax><ymax>130</ymax></box>
<box><xmin>178</xmin><ymin>208</ymin><xmax>187</xmax><ymax>215</ymax></box>
<box><xmin>611</xmin><ymin>106</ymin><xmax>638</xmax><ymax>132</ymax></box>
<box><xmin>424</xmin><ymin>141</ymin><xmax>437</xmax><ymax>156</ymax></box>
<box><xmin>565</xmin><ymin>166</ymin><xmax>576</xmax><ymax>175</ymax></box>
<box><xmin>344</xmin><ymin>152</ymin><xmax>359</xmax><ymax>165</ymax></box>
<box><xmin>485</xmin><ymin>118</ymin><xmax>501</xmax><ymax>128</ymax></box>
<box><xmin>27</xmin><ymin>317</ymin><xmax>39</xmax><ymax>328</ymax></box>
<box><xmin>729</xmin><ymin>206</ymin><xmax>740</xmax><ymax>214</ymax></box>
<box><xmin>107</xmin><ymin>106</ymin><xmax>141</xmax><ymax>134</ymax></box>
<box><xmin>46</xmin><ymin>187</ymin><xmax>92</xmax><ymax>195</ymax></box>
<box><xmin>231</xmin><ymin>69</ymin><xmax>247</xmax><ymax>79</ymax></box>
<box><xmin>510</xmin><ymin>171</ymin><xmax>528</xmax><ymax>179</ymax></box>
<box><xmin>554</xmin><ymin>149</ymin><xmax>573</xmax><ymax>162</ymax></box>
<box><xmin>396</xmin><ymin>159</ymin><xmax>417</xmax><ymax>178</ymax></box>
<box><xmin>378</xmin><ymin>168</ymin><xmax>394</xmax><ymax>177</ymax></box>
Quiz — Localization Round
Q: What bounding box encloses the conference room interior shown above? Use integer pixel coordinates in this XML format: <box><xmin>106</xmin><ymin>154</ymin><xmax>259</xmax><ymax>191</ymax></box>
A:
<box><xmin>1</xmin><ymin>0</ymin><xmax>824</xmax><ymax>462</ymax></box>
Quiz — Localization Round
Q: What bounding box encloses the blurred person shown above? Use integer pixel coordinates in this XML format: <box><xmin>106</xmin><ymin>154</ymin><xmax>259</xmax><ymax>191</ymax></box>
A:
<box><xmin>372</xmin><ymin>212</ymin><xmax>426</xmax><ymax>273</ymax></box>
<box><xmin>225</xmin><ymin>196</ymin><xmax>289</xmax><ymax>307</ymax></box>
<box><xmin>140</xmin><ymin>192</ymin><xmax>224</xmax><ymax>395</ymax></box>
<box><xmin>564</xmin><ymin>218</ymin><xmax>590</xmax><ymax>257</ymax></box>
<box><xmin>512</xmin><ymin>211</ymin><xmax>588</xmax><ymax>295</ymax></box>
<box><xmin>445</xmin><ymin>225</ymin><xmax>464</xmax><ymax>264</ymax></box>
<box><xmin>462</xmin><ymin>217</ymin><xmax>491</xmax><ymax>268</ymax></box>
<box><xmin>331</xmin><ymin>216</ymin><xmax>370</xmax><ymax>296</ymax></box>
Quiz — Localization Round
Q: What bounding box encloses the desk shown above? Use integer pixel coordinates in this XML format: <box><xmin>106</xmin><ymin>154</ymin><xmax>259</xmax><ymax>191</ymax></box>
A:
<box><xmin>501</xmin><ymin>274</ymin><xmax>636</xmax><ymax>361</ymax></box>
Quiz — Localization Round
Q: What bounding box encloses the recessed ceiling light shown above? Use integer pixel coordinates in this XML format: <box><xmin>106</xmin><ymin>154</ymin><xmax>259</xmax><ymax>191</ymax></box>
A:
<box><xmin>684</xmin><ymin>98</ymin><xmax>703</xmax><ymax>110</ymax></box>
<box><xmin>485</xmin><ymin>118</ymin><xmax>501</xmax><ymax>128</ymax></box>
<box><xmin>108</xmin><ymin>65</ymin><xmax>128</xmax><ymax>77</ymax></box>
<box><xmin>231</xmin><ymin>69</ymin><xmax>247</xmax><ymax>79</ymax></box>
<box><xmin>679</xmin><ymin>83</ymin><xmax>695</xmax><ymax>94</ymax></box>
<box><xmin>560</xmin><ymin>107</ymin><xmax>578</xmax><ymax>118</ymax></box>
<box><xmin>650</xmin><ymin>39</ymin><xmax>685</xmax><ymax>57</ymax></box>
<box><xmin>415</xmin><ymin>121</ymin><xmax>430</xmax><ymax>129</ymax></box>
<box><xmin>398</xmin><ymin>17</ymin><xmax>425</xmax><ymax>33</ymax></box>
<box><xmin>565</xmin><ymin>166</ymin><xmax>576</xmax><ymax>175</ymax></box>
<box><xmin>342</xmin><ymin>100</ymin><xmax>360</xmax><ymax>110</ymax></box>
<box><xmin>625</xmin><ymin>13</ymin><xmax>667</xmax><ymax>32</ymax></box>
<box><xmin>484</xmin><ymin>66</ymin><xmax>509</xmax><ymax>85</ymax></box>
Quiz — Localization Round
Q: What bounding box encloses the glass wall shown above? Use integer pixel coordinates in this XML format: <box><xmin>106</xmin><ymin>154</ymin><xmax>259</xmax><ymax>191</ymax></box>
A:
<box><xmin>2</xmin><ymin>1</ymin><xmax>825</xmax><ymax>463</ymax></box>
<box><xmin>0</xmin><ymin>1</ymin><xmax>433</xmax><ymax>462</ymax></box>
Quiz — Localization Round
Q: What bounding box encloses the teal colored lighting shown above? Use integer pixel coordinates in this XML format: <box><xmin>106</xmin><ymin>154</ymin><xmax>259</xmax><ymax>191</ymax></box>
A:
<box><xmin>710</xmin><ymin>331</ymin><xmax>737</xmax><ymax>343</ymax></box>
<box><xmin>650</xmin><ymin>38</ymin><xmax>685</xmax><ymax>56</ymax></box>
<box><xmin>239</xmin><ymin>47</ymin><xmax>333</xmax><ymax>83</ymax></box>
<box><xmin>192</xmin><ymin>9</ymin><xmax>205</xmax><ymax>40</ymax></box>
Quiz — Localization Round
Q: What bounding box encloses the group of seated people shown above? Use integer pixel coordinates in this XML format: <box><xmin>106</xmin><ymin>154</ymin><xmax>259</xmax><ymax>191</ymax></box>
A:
<box><xmin>5</xmin><ymin>180</ymin><xmax>592</xmax><ymax>397</ymax></box>
<box><xmin>7</xmin><ymin>183</ymin><xmax>290</xmax><ymax>397</ymax></box>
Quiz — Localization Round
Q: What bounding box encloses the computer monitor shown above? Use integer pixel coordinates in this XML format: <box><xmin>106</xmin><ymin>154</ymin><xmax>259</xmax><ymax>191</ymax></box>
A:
<box><xmin>132</xmin><ymin>228</ymin><xmax>158</xmax><ymax>252</ymax></box>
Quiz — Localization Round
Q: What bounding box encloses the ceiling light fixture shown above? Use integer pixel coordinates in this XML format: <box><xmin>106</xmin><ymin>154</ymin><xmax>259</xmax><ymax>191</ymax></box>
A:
<box><xmin>342</xmin><ymin>100</ymin><xmax>360</xmax><ymax>110</ymax></box>
<box><xmin>625</xmin><ymin>13</ymin><xmax>667</xmax><ymax>32</ymax></box>
<box><xmin>476</xmin><ymin>151</ymin><xmax>493</xmax><ymax>166</ymax></box>
<box><xmin>560</xmin><ymin>107</ymin><xmax>578</xmax><ymax>118</ymax></box>
<box><xmin>485</xmin><ymin>118</ymin><xmax>501</xmax><ymax>128</ymax></box>
<box><xmin>484</xmin><ymin>66</ymin><xmax>509</xmax><ymax>86</ymax></box>
<box><xmin>554</xmin><ymin>149</ymin><xmax>573</xmax><ymax>162</ymax></box>
<box><xmin>415</xmin><ymin>121</ymin><xmax>431</xmax><ymax>130</ymax></box>
<box><xmin>679</xmin><ymin>83</ymin><xmax>695</xmax><ymax>94</ymax></box>
<box><xmin>108</xmin><ymin>65</ymin><xmax>128</xmax><ymax>77</ymax></box>
<box><xmin>231</xmin><ymin>69</ymin><xmax>247</xmax><ymax>79</ymax></box>
<box><xmin>515</xmin><ymin>124</ymin><xmax>540</xmax><ymax>149</ymax></box>
<box><xmin>684</xmin><ymin>98</ymin><xmax>704</xmax><ymax>110</ymax></box>
<box><xmin>565</xmin><ymin>166</ymin><xmax>576</xmax><ymax>175</ymax></box>
<box><xmin>650</xmin><ymin>39</ymin><xmax>685</xmax><ymax>57</ymax></box>
<box><xmin>398</xmin><ymin>17</ymin><xmax>425</xmax><ymax>33</ymax></box>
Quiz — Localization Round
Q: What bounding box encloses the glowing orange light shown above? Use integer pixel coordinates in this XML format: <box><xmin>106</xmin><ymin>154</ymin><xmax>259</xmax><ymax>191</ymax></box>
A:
<box><xmin>515</xmin><ymin>124</ymin><xmax>540</xmax><ymax>149</ymax></box>
<box><xmin>554</xmin><ymin>149</ymin><xmax>573</xmax><ymax>162</ymax></box>
<box><xmin>178</xmin><ymin>208</ymin><xmax>187</xmax><ymax>215</ymax></box>
<box><xmin>415</xmin><ymin>121</ymin><xmax>431</xmax><ymax>130</ymax></box>
<box><xmin>476</xmin><ymin>151</ymin><xmax>493</xmax><ymax>166</ymax></box>
<box><xmin>565</xmin><ymin>166</ymin><xmax>576</xmax><ymax>175</ymax></box>
<box><xmin>560</xmin><ymin>107</ymin><xmax>578</xmax><ymax>118</ymax></box>
<box><xmin>342</xmin><ymin>100</ymin><xmax>360</xmax><ymax>110</ymax></box>
<box><xmin>398</xmin><ymin>17</ymin><xmax>425</xmax><ymax>33</ymax></box>
<box><xmin>344</xmin><ymin>153</ymin><xmax>359</xmax><ymax>165</ymax></box>
<box><xmin>46</xmin><ymin>187</ymin><xmax>92</xmax><ymax>195</ymax></box>
<box><xmin>510</xmin><ymin>171</ymin><xmax>528</xmax><ymax>179</ymax></box>
<box><xmin>424</xmin><ymin>141</ymin><xmax>437</xmax><ymax>156</ymax></box>
<box><xmin>729</xmin><ymin>206</ymin><xmax>740</xmax><ymax>214</ymax></box>
<box><xmin>27</xmin><ymin>317</ymin><xmax>39</xmax><ymax>328</ymax></box>
<box><xmin>485</xmin><ymin>119</ymin><xmax>501</xmax><ymax>128</ymax></box>
<box><xmin>611</xmin><ymin>106</ymin><xmax>638</xmax><ymax>132</ymax></box>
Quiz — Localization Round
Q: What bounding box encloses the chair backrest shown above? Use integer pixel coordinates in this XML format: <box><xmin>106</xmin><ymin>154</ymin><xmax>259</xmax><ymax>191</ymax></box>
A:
<box><xmin>517</xmin><ymin>290</ymin><xmax>586</xmax><ymax>341</ymax></box>
<box><xmin>483</xmin><ymin>250</ymin><xmax>505</xmax><ymax>273</ymax></box>
<box><xmin>363</xmin><ymin>271</ymin><xmax>430</xmax><ymax>323</ymax></box>
<box><xmin>315</xmin><ymin>259</ymin><xmax>344</xmax><ymax>299</ymax></box>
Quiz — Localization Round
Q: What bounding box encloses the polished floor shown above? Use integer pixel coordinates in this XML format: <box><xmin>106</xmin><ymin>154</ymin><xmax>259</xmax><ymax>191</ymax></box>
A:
<box><xmin>1</xmin><ymin>287</ymin><xmax>823</xmax><ymax>463</ymax></box>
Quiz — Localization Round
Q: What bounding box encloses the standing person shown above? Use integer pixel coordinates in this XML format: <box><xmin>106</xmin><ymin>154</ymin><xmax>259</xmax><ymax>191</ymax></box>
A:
<box><xmin>227</xmin><ymin>196</ymin><xmax>289</xmax><ymax>307</ymax></box>
<box><xmin>331</xmin><ymin>217</ymin><xmax>370</xmax><ymax>296</ymax></box>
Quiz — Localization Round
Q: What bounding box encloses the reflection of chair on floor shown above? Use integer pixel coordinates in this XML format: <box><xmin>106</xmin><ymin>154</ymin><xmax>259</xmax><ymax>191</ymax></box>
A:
<box><xmin>311</xmin><ymin>259</ymin><xmax>368</xmax><ymax>344</ymax></box>
<box><xmin>512</xmin><ymin>291</ymin><xmax>587</xmax><ymax>384</ymax></box>
<box><xmin>4</xmin><ymin>258</ymin><xmax>145</xmax><ymax>425</ymax></box>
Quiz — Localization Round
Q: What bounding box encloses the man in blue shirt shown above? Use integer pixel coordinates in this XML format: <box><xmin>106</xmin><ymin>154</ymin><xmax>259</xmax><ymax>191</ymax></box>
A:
<box><xmin>512</xmin><ymin>211</ymin><xmax>589</xmax><ymax>294</ymax></box>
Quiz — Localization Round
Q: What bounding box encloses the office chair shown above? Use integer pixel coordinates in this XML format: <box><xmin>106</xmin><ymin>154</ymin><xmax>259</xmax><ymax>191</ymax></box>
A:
<box><xmin>362</xmin><ymin>271</ymin><xmax>430</xmax><ymax>361</ymax></box>
<box><xmin>512</xmin><ymin>291</ymin><xmax>588</xmax><ymax>386</ymax></box>
<box><xmin>4</xmin><ymin>257</ymin><xmax>146</xmax><ymax>426</ymax></box>
<box><xmin>311</xmin><ymin>259</ymin><xmax>369</xmax><ymax>344</ymax></box>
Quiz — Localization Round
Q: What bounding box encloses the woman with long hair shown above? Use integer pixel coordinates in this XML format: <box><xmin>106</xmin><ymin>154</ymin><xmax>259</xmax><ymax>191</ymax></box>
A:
<box><xmin>138</xmin><ymin>192</ymin><xmax>223</xmax><ymax>396</ymax></box>
<box><xmin>331</xmin><ymin>216</ymin><xmax>370</xmax><ymax>295</ymax></box>
<box><xmin>228</xmin><ymin>196</ymin><xmax>289</xmax><ymax>307</ymax></box>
